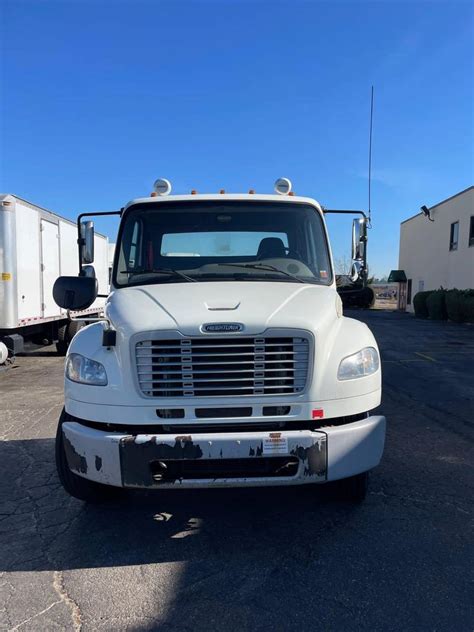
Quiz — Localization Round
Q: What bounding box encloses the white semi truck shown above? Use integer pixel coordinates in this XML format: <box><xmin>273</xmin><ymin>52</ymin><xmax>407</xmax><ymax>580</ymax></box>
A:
<box><xmin>52</xmin><ymin>179</ymin><xmax>386</xmax><ymax>503</ymax></box>
<box><xmin>0</xmin><ymin>194</ymin><xmax>109</xmax><ymax>364</ymax></box>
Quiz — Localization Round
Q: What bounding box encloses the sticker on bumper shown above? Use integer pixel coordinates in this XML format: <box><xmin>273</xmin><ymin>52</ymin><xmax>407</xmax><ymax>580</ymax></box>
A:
<box><xmin>262</xmin><ymin>434</ymin><xmax>289</xmax><ymax>455</ymax></box>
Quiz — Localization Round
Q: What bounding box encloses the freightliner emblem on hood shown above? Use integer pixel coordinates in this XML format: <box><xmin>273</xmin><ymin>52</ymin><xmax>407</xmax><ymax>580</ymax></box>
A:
<box><xmin>201</xmin><ymin>323</ymin><xmax>244</xmax><ymax>333</ymax></box>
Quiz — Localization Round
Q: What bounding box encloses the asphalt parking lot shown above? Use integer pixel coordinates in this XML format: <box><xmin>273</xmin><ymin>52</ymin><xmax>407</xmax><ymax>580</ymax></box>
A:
<box><xmin>1</xmin><ymin>310</ymin><xmax>473</xmax><ymax>632</ymax></box>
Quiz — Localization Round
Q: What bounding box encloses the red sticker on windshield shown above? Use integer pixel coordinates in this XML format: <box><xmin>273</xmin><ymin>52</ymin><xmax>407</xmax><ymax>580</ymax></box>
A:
<box><xmin>320</xmin><ymin>270</ymin><xmax>328</xmax><ymax>278</ymax></box>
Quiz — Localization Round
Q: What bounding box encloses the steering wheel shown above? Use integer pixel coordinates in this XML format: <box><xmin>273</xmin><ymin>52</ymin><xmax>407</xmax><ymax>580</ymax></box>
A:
<box><xmin>285</xmin><ymin>247</ymin><xmax>304</xmax><ymax>261</ymax></box>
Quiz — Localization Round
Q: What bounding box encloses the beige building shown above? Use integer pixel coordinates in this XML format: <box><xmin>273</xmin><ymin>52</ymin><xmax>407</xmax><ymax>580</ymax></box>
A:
<box><xmin>399</xmin><ymin>186</ymin><xmax>474</xmax><ymax>311</ymax></box>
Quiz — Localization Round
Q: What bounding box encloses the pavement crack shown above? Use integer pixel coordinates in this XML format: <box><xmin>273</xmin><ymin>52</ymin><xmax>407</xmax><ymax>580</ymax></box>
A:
<box><xmin>8</xmin><ymin>600</ymin><xmax>61</xmax><ymax>631</ymax></box>
<box><xmin>53</xmin><ymin>571</ymin><xmax>82</xmax><ymax>631</ymax></box>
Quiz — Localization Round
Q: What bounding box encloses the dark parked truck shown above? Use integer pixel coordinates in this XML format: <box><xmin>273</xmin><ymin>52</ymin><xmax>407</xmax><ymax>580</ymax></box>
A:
<box><xmin>53</xmin><ymin>178</ymin><xmax>386</xmax><ymax>503</ymax></box>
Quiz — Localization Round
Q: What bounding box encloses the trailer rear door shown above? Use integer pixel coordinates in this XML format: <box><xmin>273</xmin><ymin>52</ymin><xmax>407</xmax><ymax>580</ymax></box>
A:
<box><xmin>41</xmin><ymin>220</ymin><xmax>60</xmax><ymax>317</ymax></box>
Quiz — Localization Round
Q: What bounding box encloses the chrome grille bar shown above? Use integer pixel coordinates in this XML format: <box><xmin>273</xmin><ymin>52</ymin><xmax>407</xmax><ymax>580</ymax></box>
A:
<box><xmin>136</xmin><ymin>335</ymin><xmax>310</xmax><ymax>398</ymax></box>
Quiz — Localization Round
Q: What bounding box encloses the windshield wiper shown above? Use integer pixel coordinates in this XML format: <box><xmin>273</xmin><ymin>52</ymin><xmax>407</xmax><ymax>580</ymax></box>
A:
<box><xmin>217</xmin><ymin>263</ymin><xmax>305</xmax><ymax>283</ymax></box>
<box><xmin>120</xmin><ymin>267</ymin><xmax>197</xmax><ymax>282</ymax></box>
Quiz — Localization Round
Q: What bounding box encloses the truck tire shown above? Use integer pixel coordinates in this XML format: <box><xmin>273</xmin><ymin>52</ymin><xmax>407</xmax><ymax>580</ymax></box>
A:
<box><xmin>56</xmin><ymin>409</ymin><xmax>121</xmax><ymax>503</ymax></box>
<box><xmin>337</xmin><ymin>471</ymin><xmax>369</xmax><ymax>503</ymax></box>
<box><xmin>55</xmin><ymin>324</ymin><xmax>68</xmax><ymax>356</ymax></box>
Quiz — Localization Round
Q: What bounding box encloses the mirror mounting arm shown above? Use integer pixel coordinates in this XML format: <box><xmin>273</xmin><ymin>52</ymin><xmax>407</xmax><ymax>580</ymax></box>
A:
<box><xmin>324</xmin><ymin>210</ymin><xmax>369</xmax><ymax>287</ymax></box>
<box><xmin>76</xmin><ymin>210</ymin><xmax>122</xmax><ymax>275</ymax></box>
<box><xmin>323</xmin><ymin>209</ymin><xmax>367</xmax><ymax>219</ymax></box>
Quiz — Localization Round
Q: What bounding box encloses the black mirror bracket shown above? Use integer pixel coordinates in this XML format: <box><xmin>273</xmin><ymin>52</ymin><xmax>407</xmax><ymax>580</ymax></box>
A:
<box><xmin>102</xmin><ymin>326</ymin><xmax>116</xmax><ymax>349</ymax></box>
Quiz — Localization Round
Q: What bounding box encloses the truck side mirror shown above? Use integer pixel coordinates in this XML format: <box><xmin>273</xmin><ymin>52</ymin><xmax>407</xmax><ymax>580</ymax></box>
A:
<box><xmin>53</xmin><ymin>276</ymin><xmax>98</xmax><ymax>310</ymax></box>
<box><xmin>351</xmin><ymin>218</ymin><xmax>367</xmax><ymax>262</ymax></box>
<box><xmin>80</xmin><ymin>221</ymin><xmax>95</xmax><ymax>264</ymax></box>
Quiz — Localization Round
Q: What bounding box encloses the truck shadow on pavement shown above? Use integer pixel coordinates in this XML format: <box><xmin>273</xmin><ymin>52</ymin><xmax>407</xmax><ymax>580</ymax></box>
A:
<box><xmin>2</xmin><ymin>431</ymin><xmax>473</xmax><ymax>631</ymax></box>
<box><xmin>1</xmin><ymin>437</ymin><xmax>361</xmax><ymax>574</ymax></box>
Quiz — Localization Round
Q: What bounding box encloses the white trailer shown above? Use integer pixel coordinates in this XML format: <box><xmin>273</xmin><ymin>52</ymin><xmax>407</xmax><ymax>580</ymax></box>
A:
<box><xmin>0</xmin><ymin>194</ymin><xmax>109</xmax><ymax>363</ymax></box>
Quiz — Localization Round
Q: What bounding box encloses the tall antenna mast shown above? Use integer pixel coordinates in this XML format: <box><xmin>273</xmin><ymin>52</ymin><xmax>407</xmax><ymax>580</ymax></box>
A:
<box><xmin>368</xmin><ymin>85</ymin><xmax>374</xmax><ymax>227</ymax></box>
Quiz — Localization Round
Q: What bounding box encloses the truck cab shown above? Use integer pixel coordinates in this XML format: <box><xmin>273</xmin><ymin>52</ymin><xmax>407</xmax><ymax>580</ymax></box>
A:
<box><xmin>53</xmin><ymin>179</ymin><xmax>386</xmax><ymax>503</ymax></box>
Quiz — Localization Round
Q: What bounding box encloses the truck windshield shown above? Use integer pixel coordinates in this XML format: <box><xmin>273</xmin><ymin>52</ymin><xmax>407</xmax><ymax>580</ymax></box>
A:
<box><xmin>114</xmin><ymin>201</ymin><xmax>332</xmax><ymax>287</ymax></box>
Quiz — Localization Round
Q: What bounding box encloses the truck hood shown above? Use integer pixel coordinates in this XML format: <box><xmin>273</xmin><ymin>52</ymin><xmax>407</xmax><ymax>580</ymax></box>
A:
<box><xmin>106</xmin><ymin>282</ymin><xmax>339</xmax><ymax>337</ymax></box>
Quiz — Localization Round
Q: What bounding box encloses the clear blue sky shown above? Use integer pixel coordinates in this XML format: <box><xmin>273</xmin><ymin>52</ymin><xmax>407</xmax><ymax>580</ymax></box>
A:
<box><xmin>1</xmin><ymin>0</ymin><xmax>473</xmax><ymax>278</ymax></box>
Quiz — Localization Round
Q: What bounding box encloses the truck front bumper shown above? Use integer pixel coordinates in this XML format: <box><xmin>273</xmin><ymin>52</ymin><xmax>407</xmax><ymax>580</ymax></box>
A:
<box><xmin>61</xmin><ymin>415</ymin><xmax>386</xmax><ymax>489</ymax></box>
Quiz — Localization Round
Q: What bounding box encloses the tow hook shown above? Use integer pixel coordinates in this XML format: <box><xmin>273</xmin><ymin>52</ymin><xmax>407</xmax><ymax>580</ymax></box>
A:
<box><xmin>152</xmin><ymin>461</ymin><xmax>168</xmax><ymax>482</ymax></box>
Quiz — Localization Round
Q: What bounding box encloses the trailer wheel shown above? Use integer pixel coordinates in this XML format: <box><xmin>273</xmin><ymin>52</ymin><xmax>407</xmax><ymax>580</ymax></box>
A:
<box><xmin>56</xmin><ymin>409</ymin><xmax>121</xmax><ymax>503</ymax></box>
<box><xmin>56</xmin><ymin>320</ymin><xmax>85</xmax><ymax>356</ymax></box>
<box><xmin>56</xmin><ymin>324</ymin><xmax>68</xmax><ymax>356</ymax></box>
<box><xmin>0</xmin><ymin>341</ymin><xmax>9</xmax><ymax>365</ymax></box>
<box><xmin>67</xmin><ymin>319</ymin><xmax>85</xmax><ymax>341</ymax></box>
<box><xmin>337</xmin><ymin>471</ymin><xmax>369</xmax><ymax>503</ymax></box>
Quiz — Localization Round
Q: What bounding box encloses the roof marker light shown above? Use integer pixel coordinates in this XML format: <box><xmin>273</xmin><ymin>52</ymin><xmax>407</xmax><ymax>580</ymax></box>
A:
<box><xmin>249</xmin><ymin>189</ymin><xmax>255</xmax><ymax>194</ymax></box>
<box><xmin>274</xmin><ymin>177</ymin><xmax>292</xmax><ymax>196</ymax></box>
<box><xmin>219</xmin><ymin>189</ymin><xmax>225</xmax><ymax>194</ymax></box>
<box><xmin>153</xmin><ymin>178</ymin><xmax>172</xmax><ymax>196</ymax></box>
<box><xmin>191</xmin><ymin>190</ymin><xmax>198</xmax><ymax>195</ymax></box>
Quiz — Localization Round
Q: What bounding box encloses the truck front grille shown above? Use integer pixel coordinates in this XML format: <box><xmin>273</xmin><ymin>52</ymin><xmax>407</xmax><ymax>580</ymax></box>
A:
<box><xmin>135</xmin><ymin>335</ymin><xmax>310</xmax><ymax>398</ymax></box>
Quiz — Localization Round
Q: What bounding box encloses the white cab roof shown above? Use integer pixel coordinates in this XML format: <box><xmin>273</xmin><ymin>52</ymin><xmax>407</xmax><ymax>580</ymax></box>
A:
<box><xmin>123</xmin><ymin>194</ymin><xmax>324</xmax><ymax>214</ymax></box>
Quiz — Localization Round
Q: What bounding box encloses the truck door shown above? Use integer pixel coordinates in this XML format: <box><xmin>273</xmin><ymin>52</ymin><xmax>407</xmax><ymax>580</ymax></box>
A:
<box><xmin>40</xmin><ymin>220</ymin><xmax>60</xmax><ymax>318</ymax></box>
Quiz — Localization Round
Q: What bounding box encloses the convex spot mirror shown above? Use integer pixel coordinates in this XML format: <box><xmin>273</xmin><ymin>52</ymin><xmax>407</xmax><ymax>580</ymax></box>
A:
<box><xmin>53</xmin><ymin>276</ymin><xmax>98</xmax><ymax>310</ymax></box>
<box><xmin>350</xmin><ymin>261</ymin><xmax>363</xmax><ymax>283</ymax></box>
<box><xmin>81</xmin><ymin>221</ymin><xmax>95</xmax><ymax>264</ymax></box>
<box><xmin>352</xmin><ymin>218</ymin><xmax>367</xmax><ymax>262</ymax></box>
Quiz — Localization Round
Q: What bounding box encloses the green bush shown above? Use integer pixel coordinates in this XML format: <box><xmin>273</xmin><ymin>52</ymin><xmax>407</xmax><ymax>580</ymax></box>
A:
<box><xmin>445</xmin><ymin>290</ymin><xmax>463</xmax><ymax>323</ymax></box>
<box><xmin>426</xmin><ymin>289</ymin><xmax>447</xmax><ymax>320</ymax></box>
<box><xmin>460</xmin><ymin>292</ymin><xmax>474</xmax><ymax>323</ymax></box>
<box><xmin>413</xmin><ymin>291</ymin><xmax>432</xmax><ymax>318</ymax></box>
<box><xmin>445</xmin><ymin>289</ymin><xmax>474</xmax><ymax>323</ymax></box>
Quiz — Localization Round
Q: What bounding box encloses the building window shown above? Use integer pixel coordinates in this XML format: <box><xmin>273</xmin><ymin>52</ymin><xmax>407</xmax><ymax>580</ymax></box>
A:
<box><xmin>407</xmin><ymin>279</ymin><xmax>412</xmax><ymax>304</ymax></box>
<box><xmin>449</xmin><ymin>221</ymin><xmax>459</xmax><ymax>251</ymax></box>
<box><xmin>469</xmin><ymin>216</ymin><xmax>474</xmax><ymax>247</ymax></box>
<box><xmin>418</xmin><ymin>280</ymin><xmax>424</xmax><ymax>292</ymax></box>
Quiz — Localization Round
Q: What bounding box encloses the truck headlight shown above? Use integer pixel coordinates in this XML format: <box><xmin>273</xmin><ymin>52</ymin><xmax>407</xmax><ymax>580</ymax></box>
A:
<box><xmin>66</xmin><ymin>353</ymin><xmax>108</xmax><ymax>386</ymax></box>
<box><xmin>337</xmin><ymin>347</ymin><xmax>379</xmax><ymax>381</ymax></box>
